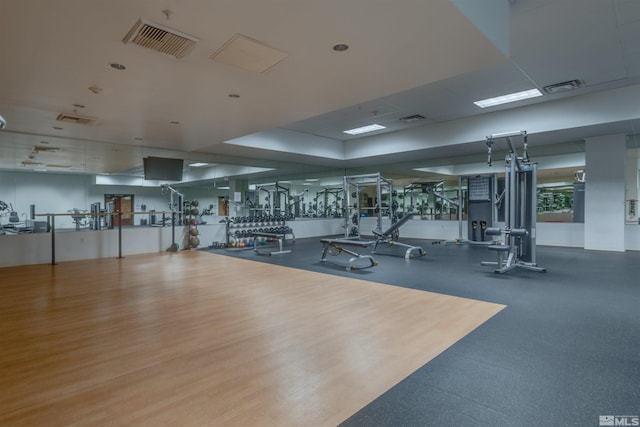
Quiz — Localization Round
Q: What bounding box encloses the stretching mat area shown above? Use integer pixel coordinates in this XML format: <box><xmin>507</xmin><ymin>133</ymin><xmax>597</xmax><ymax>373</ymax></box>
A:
<box><xmin>0</xmin><ymin>251</ymin><xmax>504</xmax><ymax>426</ymax></box>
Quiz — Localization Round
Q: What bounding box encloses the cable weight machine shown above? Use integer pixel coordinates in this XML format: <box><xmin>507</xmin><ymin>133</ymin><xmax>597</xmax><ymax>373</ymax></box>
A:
<box><xmin>480</xmin><ymin>131</ymin><xmax>546</xmax><ymax>274</ymax></box>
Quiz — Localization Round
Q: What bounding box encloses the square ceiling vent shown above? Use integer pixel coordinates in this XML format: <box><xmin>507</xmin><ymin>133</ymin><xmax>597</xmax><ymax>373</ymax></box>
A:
<box><xmin>123</xmin><ymin>18</ymin><xmax>199</xmax><ymax>59</ymax></box>
<box><xmin>210</xmin><ymin>34</ymin><xmax>289</xmax><ymax>73</ymax></box>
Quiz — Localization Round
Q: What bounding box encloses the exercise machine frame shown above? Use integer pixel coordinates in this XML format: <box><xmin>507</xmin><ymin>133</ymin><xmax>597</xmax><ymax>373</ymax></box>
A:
<box><xmin>343</xmin><ymin>172</ymin><xmax>392</xmax><ymax>237</ymax></box>
<box><xmin>480</xmin><ymin>131</ymin><xmax>546</xmax><ymax>274</ymax></box>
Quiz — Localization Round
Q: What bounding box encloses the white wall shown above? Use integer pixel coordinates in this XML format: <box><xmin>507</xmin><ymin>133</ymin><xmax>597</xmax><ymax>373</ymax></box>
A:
<box><xmin>537</xmin><ymin>222</ymin><xmax>584</xmax><ymax>248</ymax></box>
<box><xmin>625</xmin><ymin>224</ymin><xmax>640</xmax><ymax>251</ymax></box>
<box><xmin>0</xmin><ymin>226</ymin><xmax>187</xmax><ymax>268</ymax></box>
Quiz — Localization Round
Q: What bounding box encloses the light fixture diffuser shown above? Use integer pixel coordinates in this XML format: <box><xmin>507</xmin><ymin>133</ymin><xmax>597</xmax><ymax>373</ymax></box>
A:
<box><xmin>343</xmin><ymin>124</ymin><xmax>386</xmax><ymax>135</ymax></box>
<box><xmin>189</xmin><ymin>162</ymin><xmax>209</xmax><ymax>167</ymax></box>
<box><xmin>473</xmin><ymin>89</ymin><xmax>542</xmax><ymax>108</ymax></box>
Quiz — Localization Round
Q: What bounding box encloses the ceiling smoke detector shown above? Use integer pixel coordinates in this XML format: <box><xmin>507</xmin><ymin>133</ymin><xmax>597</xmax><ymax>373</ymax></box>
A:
<box><xmin>543</xmin><ymin>79</ymin><xmax>583</xmax><ymax>94</ymax></box>
<box><xmin>123</xmin><ymin>18</ymin><xmax>199</xmax><ymax>59</ymax></box>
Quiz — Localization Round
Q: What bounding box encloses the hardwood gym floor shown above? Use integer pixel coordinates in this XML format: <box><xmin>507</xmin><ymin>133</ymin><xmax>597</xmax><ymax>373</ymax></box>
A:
<box><xmin>0</xmin><ymin>251</ymin><xmax>504</xmax><ymax>426</ymax></box>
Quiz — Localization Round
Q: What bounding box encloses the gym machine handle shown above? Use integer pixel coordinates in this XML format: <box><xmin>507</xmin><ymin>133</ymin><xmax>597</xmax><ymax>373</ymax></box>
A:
<box><xmin>485</xmin><ymin>227</ymin><xmax>528</xmax><ymax>237</ymax></box>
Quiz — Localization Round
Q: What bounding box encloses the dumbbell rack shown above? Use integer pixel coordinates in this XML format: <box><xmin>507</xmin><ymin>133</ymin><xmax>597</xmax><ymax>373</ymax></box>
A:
<box><xmin>224</xmin><ymin>215</ymin><xmax>295</xmax><ymax>249</ymax></box>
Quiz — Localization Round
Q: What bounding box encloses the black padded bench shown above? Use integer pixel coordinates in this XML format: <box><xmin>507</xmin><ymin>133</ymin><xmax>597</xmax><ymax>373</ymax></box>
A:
<box><xmin>320</xmin><ymin>238</ymin><xmax>378</xmax><ymax>271</ymax></box>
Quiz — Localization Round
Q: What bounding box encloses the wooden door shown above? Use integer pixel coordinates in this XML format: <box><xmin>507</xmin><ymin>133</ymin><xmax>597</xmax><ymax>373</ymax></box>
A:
<box><xmin>218</xmin><ymin>197</ymin><xmax>228</xmax><ymax>216</ymax></box>
<box><xmin>105</xmin><ymin>194</ymin><xmax>135</xmax><ymax>226</ymax></box>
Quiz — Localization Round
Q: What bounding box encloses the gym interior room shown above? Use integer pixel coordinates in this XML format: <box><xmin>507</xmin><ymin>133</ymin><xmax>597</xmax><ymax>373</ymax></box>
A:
<box><xmin>1</xmin><ymin>1</ymin><xmax>639</xmax><ymax>426</ymax></box>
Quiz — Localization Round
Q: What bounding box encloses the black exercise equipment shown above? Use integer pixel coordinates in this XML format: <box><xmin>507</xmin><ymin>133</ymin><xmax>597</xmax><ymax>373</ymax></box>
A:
<box><xmin>371</xmin><ymin>213</ymin><xmax>425</xmax><ymax>259</ymax></box>
<box><xmin>320</xmin><ymin>238</ymin><xmax>378</xmax><ymax>271</ymax></box>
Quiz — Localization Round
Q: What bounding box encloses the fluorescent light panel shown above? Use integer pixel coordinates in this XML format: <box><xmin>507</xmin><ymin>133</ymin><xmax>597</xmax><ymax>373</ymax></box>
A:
<box><xmin>473</xmin><ymin>89</ymin><xmax>542</xmax><ymax>108</ymax></box>
<box><xmin>189</xmin><ymin>162</ymin><xmax>209</xmax><ymax>167</ymax></box>
<box><xmin>343</xmin><ymin>124</ymin><xmax>386</xmax><ymax>135</ymax></box>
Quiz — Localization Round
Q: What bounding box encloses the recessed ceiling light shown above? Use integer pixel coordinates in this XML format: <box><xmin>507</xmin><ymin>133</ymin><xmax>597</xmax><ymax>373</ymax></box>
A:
<box><xmin>110</xmin><ymin>62</ymin><xmax>126</xmax><ymax>70</ymax></box>
<box><xmin>304</xmin><ymin>178</ymin><xmax>320</xmax><ymax>182</ymax></box>
<box><xmin>189</xmin><ymin>162</ymin><xmax>209</xmax><ymax>167</ymax></box>
<box><xmin>333</xmin><ymin>43</ymin><xmax>349</xmax><ymax>52</ymax></box>
<box><xmin>473</xmin><ymin>89</ymin><xmax>543</xmax><ymax>108</ymax></box>
<box><xmin>343</xmin><ymin>124</ymin><xmax>386</xmax><ymax>135</ymax></box>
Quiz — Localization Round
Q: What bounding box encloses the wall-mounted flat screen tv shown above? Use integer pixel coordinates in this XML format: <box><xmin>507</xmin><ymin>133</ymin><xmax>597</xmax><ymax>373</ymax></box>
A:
<box><xmin>143</xmin><ymin>156</ymin><xmax>184</xmax><ymax>181</ymax></box>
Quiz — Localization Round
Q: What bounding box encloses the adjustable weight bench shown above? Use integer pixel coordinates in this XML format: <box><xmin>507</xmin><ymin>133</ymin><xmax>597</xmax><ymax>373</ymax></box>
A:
<box><xmin>320</xmin><ymin>238</ymin><xmax>378</xmax><ymax>271</ymax></box>
<box><xmin>253</xmin><ymin>229</ymin><xmax>296</xmax><ymax>255</ymax></box>
<box><xmin>371</xmin><ymin>214</ymin><xmax>425</xmax><ymax>259</ymax></box>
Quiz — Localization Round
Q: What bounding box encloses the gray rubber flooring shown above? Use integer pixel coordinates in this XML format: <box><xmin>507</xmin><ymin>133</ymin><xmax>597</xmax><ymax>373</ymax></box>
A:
<box><xmin>203</xmin><ymin>236</ymin><xmax>640</xmax><ymax>427</ymax></box>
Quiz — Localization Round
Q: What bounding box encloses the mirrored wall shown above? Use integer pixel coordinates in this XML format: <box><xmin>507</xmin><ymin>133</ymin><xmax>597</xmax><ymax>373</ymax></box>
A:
<box><xmin>7</xmin><ymin>128</ymin><xmax>640</xmax><ymax>236</ymax></box>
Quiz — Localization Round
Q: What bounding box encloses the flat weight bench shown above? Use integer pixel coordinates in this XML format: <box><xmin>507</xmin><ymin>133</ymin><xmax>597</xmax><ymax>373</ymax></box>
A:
<box><xmin>320</xmin><ymin>239</ymin><xmax>378</xmax><ymax>271</ymax></box>
<box><xmin>253</xmin><ymin>230</ymin><xmax>296</xmax><ymax>255</ymax></box>
<box><xmin>371</xmin><ymin>213</ymin><xmax>425</xmax><ymax>259</ymax></box>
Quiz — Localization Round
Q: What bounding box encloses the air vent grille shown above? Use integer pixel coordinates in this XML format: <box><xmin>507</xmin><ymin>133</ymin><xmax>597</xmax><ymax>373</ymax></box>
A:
<box><xmin>543</xmin><ymin>79</ymin><xmax>583</xmax><ymax>94</ymax></box>
<box><xmin>400</xmin><ymin>114</ymin><xmax>426</xmax><ymax>123</ymax></box>
<box><xmin>56</xmin><ymin>113</ymin><xmax>95</xmax><ymax>124</ymax></box>
<box><xmin>123</xmin><ymin>18</ymin><xmax>199</xmax><ymax>59</ymax></box>
<box><xmin>21</xmin><ymin>161</ymin><xmax>43</xmax><ymax>167</ymax></box>
<box><xmin>32</xmin><ymin>146</ymin><xmax>60</xmax><ymax>152</ymax></box>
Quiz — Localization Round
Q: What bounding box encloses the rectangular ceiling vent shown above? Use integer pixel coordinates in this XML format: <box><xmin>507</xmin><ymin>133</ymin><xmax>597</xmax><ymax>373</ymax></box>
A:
<box><xmin>400</xmin><ymin>114</ymin><xmax>426</xmax><ymax>123</ymax></box>
<box><xmin>123</xmin><ymin>18</ymin><xmax>199</xmax><ymax>59</ymax></box>
<box><xmin>21</xmin><ymin>161</ymin><xmax>43</xmax><ymax>167</ymax></box>
<box><xmin>543</xmin><ymin>79</ymin><xmax>583</xmax><ymax>94</ymax></box>
<box><xmin>32</xmin><ymin>145</ymin><xmax>60</xmax><ymax>152</ymax></box>
<box><xmin>56</xmin><ymin>113</ymin><xmax>95</xmax><ymax>124</ymax></box>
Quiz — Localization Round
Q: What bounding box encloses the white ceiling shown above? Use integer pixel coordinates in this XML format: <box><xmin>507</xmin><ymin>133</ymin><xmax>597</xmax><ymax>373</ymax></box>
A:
<box><xmin>1</xmin><ymin>0</ymin><xmax>640</xmax><ymax>183</ymax></box>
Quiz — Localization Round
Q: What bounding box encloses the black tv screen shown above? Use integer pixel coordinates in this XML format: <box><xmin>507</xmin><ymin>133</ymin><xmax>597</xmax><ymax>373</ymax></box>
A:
<box><xmin>143</xmin><ymin>157</ymin><xmax>184</xmax><ymax>181</ymax></box>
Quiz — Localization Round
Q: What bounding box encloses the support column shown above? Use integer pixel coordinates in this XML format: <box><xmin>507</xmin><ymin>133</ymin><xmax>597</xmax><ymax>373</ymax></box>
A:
<box><xmin>584</xmin><ymin>134</ymin><xmax>626</xmax><ymax>251</ymax></box>
<box><xmin>625</xmin><ymin>137</ymin><xmax>639</xmax><ymax>224</ymax></box>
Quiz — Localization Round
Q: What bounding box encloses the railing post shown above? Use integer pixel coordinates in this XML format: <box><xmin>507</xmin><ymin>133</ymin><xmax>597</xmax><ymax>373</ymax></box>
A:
<box><xmin>117</xmin><ymin>211</ymin><xmax>123</xmax><ymax>259</ymax></box>
<box><xmin>50</xmin><ymin>215</ymin><xmax>56</xmax><ymax>265</ymax></box>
